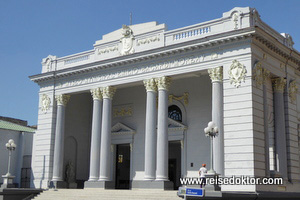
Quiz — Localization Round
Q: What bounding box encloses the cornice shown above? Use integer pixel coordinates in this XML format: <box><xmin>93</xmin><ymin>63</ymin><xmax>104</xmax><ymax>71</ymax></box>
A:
<box><xmin>30</xmin><ymin>28</ymin><xmax>255</xmax><ymax>84</ymax></box>
<box><xmin>253</xmin><ymin>27</ymin><xmax>300</xmax><ymax>69</ymax></box>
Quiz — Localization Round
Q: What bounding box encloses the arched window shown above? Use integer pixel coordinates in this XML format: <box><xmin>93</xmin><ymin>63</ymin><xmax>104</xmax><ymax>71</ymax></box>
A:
<box><xmin>168</xmin><ymin>105</ymin><xmax>182</xmax><ymax>122</ymax></box>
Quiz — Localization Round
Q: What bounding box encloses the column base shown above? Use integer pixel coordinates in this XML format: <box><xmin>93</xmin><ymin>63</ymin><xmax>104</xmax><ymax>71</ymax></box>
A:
<box><xmin>84</xmin><ymin>181</ymin><xmax>114</xmax><ymax>189</ymax></box>
<box><xmin>52</xmin><ymin>180</ymin><xmax>67</xmax><ymax>189</ymax></box>
<box><xmin>131</xmin><ymin>180</ymin><xmax>173</xmax><ymax>190</ymax></box>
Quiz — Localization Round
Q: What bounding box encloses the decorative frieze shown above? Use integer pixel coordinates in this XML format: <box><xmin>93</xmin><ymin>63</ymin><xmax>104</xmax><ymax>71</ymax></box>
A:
<box><xmin>55</xmin><ymin>94</ymin><xmax>70</xmax><ymax>106</ymax></box>
<box><xmin>41</xmin><ymin>94</ymin><xmax>51</xmax><ymax>113</ymax></box>
<box><xmin>101</xmin><ymin>86</ymin><xmax>116</xmax><ymax>99</ymax></box>
<box><xmin>113</xmin><ymin>105</ymin><xmax>133</xmax><ymax>118</ymax></box>
<box><xmin>289</xmin><ymin>80</ymin><xmax>298</xmax><ymax>103</ymax></box>
<box><xmin>143</xmin><ymin>78</ymin><xmax>157</xmax><ymax>92</ymax></box>
<box><xmin>97</xmin><ymin>46</ymin><xmax>118</xmax><ymax>55</ymax></box>
<box><xmin>169</xmin><ymin>92</ymin><xmax>189</xmax><ymax>105</ymax></box>
<box><xmin>208</xmin><ymin>66</ymin><xmax>223</xmax><ymax>82</ymax></box>
<box><xmin>155</xmin><ymin>76</ymin><xmax>172</xmax><ymax>91</ymax></box>
<box><xmin>228</xmin><ymin>60</ymin><xmax>247</xmax><ymax>88</ymax></box>
<box><xmin>119</xmin><ymin>25</ymin><xmax>135</xmax><ymax>55</ymax></box>
<box><xmin>272</xmin><ymin>77</ymin><xmax>286</xmax><ymax>93</ymax></box>
<box><xmin>56</xmin><ymin>54</ymin><xmax>206</xmax><ymax>89</ymax></box>
<box><xmin>137</xmin><ymin>35</ymin><xmax>160</xmax><ymax>46</ymax></box>
<box><xmin>90</xmin><ymin>88</ymin><xmax>102</xmax><ymax>100</ymax></box>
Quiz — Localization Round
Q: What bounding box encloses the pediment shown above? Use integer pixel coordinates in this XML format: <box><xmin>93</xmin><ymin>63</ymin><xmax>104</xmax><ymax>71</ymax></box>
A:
<box><xmin>111</xmin><ymin>122</ymin><xmax>135</xmax><ymax>135</ymax></box>
<box><xmin>168</xmin><ymin>118</ymin><xmax>187</xmax><ymax>132</ymax></box>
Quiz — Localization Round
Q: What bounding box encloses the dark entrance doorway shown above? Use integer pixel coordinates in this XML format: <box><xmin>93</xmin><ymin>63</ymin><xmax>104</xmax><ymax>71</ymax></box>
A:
<box><xmin>168</xmin><ymin>141</ymin><xmax>182</xmax><ymax>190</ymax></box>
<box><xmin>115</xmin><ymin>144</ymin><xmax>130</xmax><ymax>189</ymax></box>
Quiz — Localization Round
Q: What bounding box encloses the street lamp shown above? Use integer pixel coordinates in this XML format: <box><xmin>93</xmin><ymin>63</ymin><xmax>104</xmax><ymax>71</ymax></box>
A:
<box><xmin>204</xmin><ymin>121</ymin><xmax>218</xmax><ymax>174</ymax></box>
<box><xmin>1</xmin><ymin>139</ymin><xmax>17</xmax><ymax>189</ymax></box>
<box><xmin>5</xmin><ymin>139</ymin><xmax>17</xmax><ymax>176</ymax></box>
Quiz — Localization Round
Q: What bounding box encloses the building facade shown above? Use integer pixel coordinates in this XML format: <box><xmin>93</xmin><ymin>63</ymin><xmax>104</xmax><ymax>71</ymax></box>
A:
<box><xmin>30</xmin><ymin>7</ymin><xmax>300</xmax><ymax>194</ymax></box>
<box><xmin>0</xmin><ymin>117</ymin><xmax>35</xmax><ymax>188</ymax></box>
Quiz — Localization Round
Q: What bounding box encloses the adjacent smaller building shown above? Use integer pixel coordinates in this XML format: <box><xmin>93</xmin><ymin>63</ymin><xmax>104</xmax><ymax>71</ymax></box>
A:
<box><xmin>0</xmin><ymin>116</ymin><xmax>35</xmax><ymax>188</ymax></box>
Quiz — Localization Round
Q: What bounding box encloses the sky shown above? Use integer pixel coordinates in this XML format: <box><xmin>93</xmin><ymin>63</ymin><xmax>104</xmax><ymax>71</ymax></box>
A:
<box><xmin>0</xmin><ymin>0</ymin><xmax>299</xmax><ymax>126</ymax></box>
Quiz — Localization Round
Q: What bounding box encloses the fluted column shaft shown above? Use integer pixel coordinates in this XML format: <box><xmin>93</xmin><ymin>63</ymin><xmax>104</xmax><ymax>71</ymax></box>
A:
<box><xmin>99</xmin><ymin>86</ymin><xmax>116</xmax><ymax>181</ymax></box>
<box><xmin>52</xmin><ymin>94</ymin><xmax>70</xmax><ymax>181</ymax></box>
<box><xmin>156</xmin><ymin>77</ymin><xmax>171</xmax><ymax>181</ymax></box>
<box><xmin>88</xmin><ymin>88</ymin><xmax>103</xmax><ymax>181</ymax></box>
<box><xmin>273</xmin><ymin>78</ymin><xmax>288</xmax><ymax>179</ymax></box>
<box><xmin>208</xmin><ymin>67</ymin><xmax>224</xmax><ymax>176</ymax></box>
<box><xmin>144</xmin><ymin>79</ymin><xmax>157</xmax><ymax>180</ymax></box>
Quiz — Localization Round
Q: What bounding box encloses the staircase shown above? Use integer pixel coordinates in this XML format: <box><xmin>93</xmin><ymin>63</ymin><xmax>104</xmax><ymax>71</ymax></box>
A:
<box><xmin>32</xmin><ymin>189</ymin><xmax>181</xmax><ymax>200</ymax></box>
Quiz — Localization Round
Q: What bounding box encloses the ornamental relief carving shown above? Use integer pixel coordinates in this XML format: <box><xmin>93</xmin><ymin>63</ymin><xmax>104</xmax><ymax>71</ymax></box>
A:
<box><xmin>169</xmin><ymin>92</ymin><xmax>189</xmax><ymax>105</ymax></box>
<box><xmin>137</xmin><ymin>35</ymin><xmax>160</xmax><ymax>46</ymax></box>
<box><xmin>97</xmin><ymin>46</ymin><xmax>118</xmax><ymax>55</ymax></box>
<box><xmin>228</xmin><ymin>60</ymin><xmax>247</xmax><ymax>88</ymax></box>
<box><xmin>252</xmin><ymin>62</ymin><xmax>263</xmax><ymax>87</ymax></box>
<box><xmin>56</xmin><ymin>94</ymin><xmax>70</xmax><ymax>106</ymax></box>
<box><xmin>272</xmin><ymin>77</ymin><xmax>286</xmax><ymax>93</ymax></box>
<box><xmin>113</xmin><ymin>105</ymin><xmax>133</xmax><ymax>118</ymax></box>
<box><xmin>143</xmin><ymin>78</ymin><xmax>157</xmax><ymax>92</ymax></box>
<box><xmin>289</xmin><ymin>80</ymin><xmax>298</xmax><ymax>103</ymax></box>
<box><xmin>208</xmin><ymin>66</ymin><xmax>223</xmax><ymax>82</ymax></box>
<box><xmin>101</xmin><ymin>86</ymin><xmax>116</xmax><ymax>99</ymax></box>
<box><xmin>42</xmin><ymin>55</ymin><xmax>57</xmax><ymax>72</ymax></box>
<box><xmin>90</xmin><ymin>88</ymin><xmax>102</xmax><ymax>100</ymax></box>
<box><xmin>41</xmin><ymin>94</ymin><xmax>51</xmax><ymax>113</ymax></box>
<box><xmin>155</xmin><ymin>76</ymin><xmax>172</xmax><ymax>91</ymax></box>
<box><xmin>119</xmin><ymin>25</ymin><xmax>135</xmax><ymax>55</ymax></box>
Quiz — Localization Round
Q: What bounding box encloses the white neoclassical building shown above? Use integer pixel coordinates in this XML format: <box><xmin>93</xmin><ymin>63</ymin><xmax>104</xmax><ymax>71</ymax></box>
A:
<box><xmin>30</xmin><ymin>7</ymin><xmax>300</xmax><ymax>196</ymax></box>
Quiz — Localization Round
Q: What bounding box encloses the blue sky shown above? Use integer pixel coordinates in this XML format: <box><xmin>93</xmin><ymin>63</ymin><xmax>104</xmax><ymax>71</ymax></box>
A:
<box><xmin>0</xmin><ymin>0</ymin><xmax>299</xmax><ymax>126</ymax></box>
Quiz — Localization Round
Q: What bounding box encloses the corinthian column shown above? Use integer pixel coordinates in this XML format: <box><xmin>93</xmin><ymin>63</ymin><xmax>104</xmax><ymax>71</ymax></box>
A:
<box><xmin>272</xmin><ymin>77</ymin><xmax>288</xmax><ymax>179</ymax></box>
<box><xmin>208</xmin><ymin>67</ymin><xmax>224</xmax><ymax>176</ymax></box>
<box><xmin>143</xmin><ymin>78</ymin><xmax>157</xmax><ymax>180</ymax></box>
<box><xmin>155</xmin><ymin>76</ymin><xmax>171</xmax><ymax>181</ymax></box>
<box><xmin>99</xmin><ymin>86</ymin><xmax>116</xmax><ymax>181</ymax></box>
<box><xmin>88</xmin><ymin>88</ymin><xmax>103</xmax><ymax>181</ymax></box>
<box><xmin>52</xmin><ymin>94</ymin><xmax>70</xmax><ymax>182</ymax></box>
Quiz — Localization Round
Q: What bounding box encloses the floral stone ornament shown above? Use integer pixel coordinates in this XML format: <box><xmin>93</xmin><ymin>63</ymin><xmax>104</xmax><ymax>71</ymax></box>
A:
<box><xmin>228</xmin><ymin>60</ymin><xmax>247</xmax><ymax>88</ymax></box>
<box><xmin>41</xmin><ymin>94</ymin><xmax>51</xmax><ymax>113</ymax></box>
<box><xmin>289</xmin><ymin>80</ymin><xmax>298</xmax><ymax>103</ymax></box>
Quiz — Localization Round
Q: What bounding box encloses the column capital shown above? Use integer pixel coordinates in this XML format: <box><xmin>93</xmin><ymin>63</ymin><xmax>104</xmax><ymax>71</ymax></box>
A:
<box><xmin>90</xmin><ymin>88</ymin><xmax>102</xmax><ymax>100</ymax></box>
<box><xmin>262</xmin><ymin>69</ymin><xmax>270</xmax><ymax>85</ymax></box>
<box><xmin>272</xmin><ymin>77</ymin><xmax>286</xmax><ymax>93</ymax></box>
<box><xmin>208</xmin><ymin>66</ymin><xmax>223</xmax><ymax>82</ymax></box>
<box><xmin>155</xmin><ymin>76</ymin><xmax>172</xmax><ymax>91</ymax></box>
<box><xmin>55</xmin><ymin>94</ymin><xmax>70</xmax><ymax>106</ymax></box>
<box><xmin>143</xmin><ymin>78</ymin><xmax>157</xmax><ymax>92</ymax></box>
<box><xmin>101</xmin><ymin>86</ymin><xmax>116</xmax><ymax>99</ymax></box>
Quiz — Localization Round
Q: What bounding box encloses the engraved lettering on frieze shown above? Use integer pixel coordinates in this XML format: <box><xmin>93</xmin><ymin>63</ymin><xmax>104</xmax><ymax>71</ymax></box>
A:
<box><xmin>137</xmin><ymin>35</ymin><xmax>160</xmax><ymax>46</ymax></box>
<box><xmin>56</xmin><ymin>54</ymin><xmax>206</xmax><ymax>89</ymax></box>
<box><xmin>119</xmin><ymin>25</ymin><xmax>135</xmax><ymax>55</ymax></box>
<box><xmin>113</xmin><ymin>104</ymin><xmax>133</xmax><ymax>118</ymax></box>
<box><xmin>228</xmin><ymin>60</ymin><xmax>247</xmax><ymax>88</ymax></box>
<box><xmin>41</xmin><ymin>94</ymin><xmax>51</xmax><ymax>113</ymax></box>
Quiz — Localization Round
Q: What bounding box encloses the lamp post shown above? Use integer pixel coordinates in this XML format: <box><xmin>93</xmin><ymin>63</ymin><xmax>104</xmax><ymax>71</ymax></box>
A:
<box><xmin>1</xmin><ymin>139</ymin><xmax>17</xmax><ymax>189</ymax></box>
<box><xmin>5</xmin><ymin>139</ymin><xmax>17</xmax><ymax>176</ymax></box>
<box><xmin>204</xmin><ymin>121</ymin><xmax>218</xmax><ymax>175</ymax></box>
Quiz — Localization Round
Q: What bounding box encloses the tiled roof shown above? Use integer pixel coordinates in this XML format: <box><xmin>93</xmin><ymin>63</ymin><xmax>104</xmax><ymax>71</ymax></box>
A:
<box><xmin>0</xmin><ymin>120</ymin><xmax>36</xmax><ymax>133</ymax></box>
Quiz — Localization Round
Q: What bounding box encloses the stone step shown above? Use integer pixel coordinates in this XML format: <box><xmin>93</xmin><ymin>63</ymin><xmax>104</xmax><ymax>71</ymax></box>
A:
<box><xmin>33</xmin><ymin>189</ymin><xmax>181</xmax><ymax>200</ymax></box>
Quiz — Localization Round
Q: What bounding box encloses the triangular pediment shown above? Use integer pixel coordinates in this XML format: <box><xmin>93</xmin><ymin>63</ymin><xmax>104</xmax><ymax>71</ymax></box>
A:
<box><xmin>168</xmin><ymin>118</ymin><xmax>187</xmax><ymax>132</ymax></box>
<box><xmin>111</xmin><ymin>122</ymin><xmax>135</xmax><ymax>135</ymax></box>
